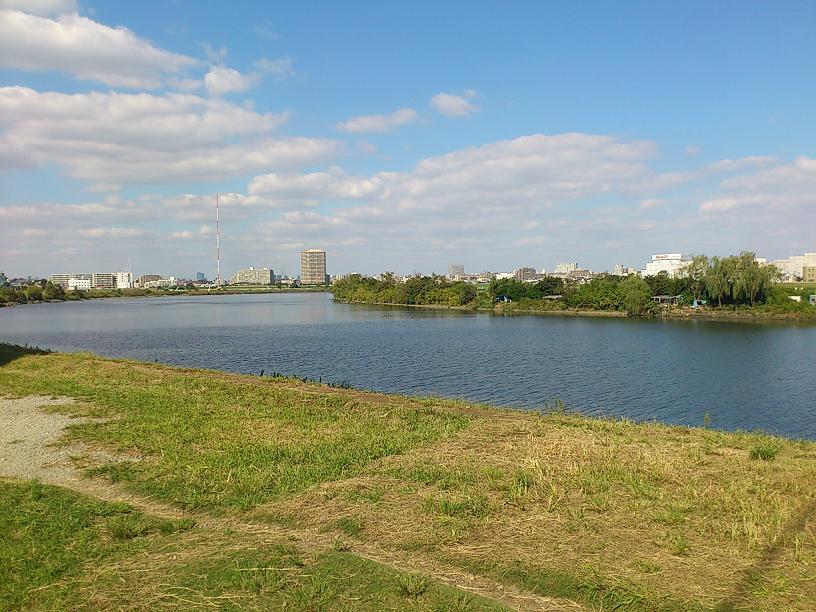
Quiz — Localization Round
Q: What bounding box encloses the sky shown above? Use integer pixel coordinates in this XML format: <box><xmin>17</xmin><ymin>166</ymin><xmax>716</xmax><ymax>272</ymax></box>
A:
<box><xmin>1</xmin><ymin>0</ymin><xmax>814</xmax><ymax>279</ymax></box>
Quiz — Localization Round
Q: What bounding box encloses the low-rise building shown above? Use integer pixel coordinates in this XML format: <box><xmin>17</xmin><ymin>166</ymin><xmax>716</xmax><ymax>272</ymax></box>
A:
<box><xmin>68</xmin><ymin>277</ymin><xmax>92</xmax><ymax>291</ymax></box>
<box><xmin>803</xmin><ymin>265</ymin><xmax>816</xmax><ymax>283</ymax></box>
<box><xmin>640</xmin><ymin>254</ymin><xmax>689</xmax><ymax>278</ymax></box>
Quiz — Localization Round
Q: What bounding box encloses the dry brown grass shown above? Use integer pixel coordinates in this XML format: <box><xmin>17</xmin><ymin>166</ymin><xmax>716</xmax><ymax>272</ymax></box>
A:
<box><xmin>258</xmin><ymin>411</ymin><xmax>816</xmax><ymax>610</ymax></box>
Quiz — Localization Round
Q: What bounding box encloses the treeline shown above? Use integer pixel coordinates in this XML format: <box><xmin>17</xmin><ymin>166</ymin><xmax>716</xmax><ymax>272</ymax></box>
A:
<box><xmin>0</xmin><ymin>282</ymin><xmax>160</xmax><ymax>305</ymax></box>
<box><xmin>0</xmin><ymin>281</ymin><xmax>69</xmax><ymax>305</ymax></box>
<box><xmin>331</xmin><ymin>253</ymin><xmax>812</xmax><ymax>318</ymax></box>
<box><xmin>332</xmin><ymin>273</ymin><xmax>477</xmax><ymax>307</ymax></box>
<box><xmin>494</xmin><ymin>252</ymin><xmax>788</xmax><ymax>313</ymax></box>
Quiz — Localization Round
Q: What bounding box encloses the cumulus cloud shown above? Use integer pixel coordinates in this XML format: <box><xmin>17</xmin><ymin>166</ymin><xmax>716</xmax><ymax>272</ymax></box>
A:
<box><xmin>336</xmin><ymin>108</ymin><xmax>418</xmax><ymax>134</ymax></box>
<box><xmin>171</xmin><ymin>230</ymin><xmax>193</xmax><ymax>239</ymax></box>
<box><xmin>429</xmin><ymin>91</ymin><xmax>478</xmax><ymax>118</ymax></box>
<box><xmin>0</xmin><ymin>0</ymin><xmax>75</xmax><ymax>16</ymax></box>
<box><xmin>700</xmin><ymin>156</ymin><xmax>816</xmax><ymax>213</ymax></box>
<box><xmin>204</xmin><ymin>65</ymin><xmax>258</xmax><ymax>96</ymax></box>
<box><xmin>0</xmin><ymin>87</ymin><xmax>340</xmax><ymax>184</ymax></box>
<box><xmin>0</xmin><ymin>10</ymin><xmax>197</xmax><ymax>88</ymax></box>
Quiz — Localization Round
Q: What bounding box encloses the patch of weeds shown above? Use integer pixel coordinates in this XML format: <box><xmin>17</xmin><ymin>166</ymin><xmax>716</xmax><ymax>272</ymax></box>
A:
<box><xmin>106</xmin><ymin>515</ymin><xmax>195</xmax><ymax>540</ymax></box>
<box><xmin>341</xmin><ymin>485</ymin><xmax>383</xmax><ymax>504</ymax></box>
<box><xmin>397</xmin><ymin>572</ymin><xmax>429</xmax><ymax>598</ymax></box>
<box><xmin>632</xmin><ymin>559</ymin><xmax>662</xmax><ymax>574</ymax></box>
<box><xmin>750</xmin><ymin>443</ymin><xmax>782</xmax><ymax>461</ymax></box>
<box><xmin>394</xmin><ymin>464</ymin><xmax>476</xmax><ymax>491</ymax></box>
<box><xmin>333</xmin><ymin>515</ymin><xmax>363</xmax><ymax>537</ymax></box>
<box><xmin>288</xmin><ymin>575</ymin><xmax>336</xmax><ymax>609</ymax></box>
<box><xmin>424</xmin><ymin>494</ymin><xmax>491</xmax><ymax>519</ymax></box>
<box><xmin>331</xmin><ymin>538</ymin><xmax>350</xmax><ymax>552</ymax></box>
<box><xmin>667</xmin><ymin>532</ymin><xmax>690</xmax><ymax>556</ymax></box>
<box><xmin>653</xmin><ymin>505</ymin><xmax>687</xmax><ymax>526</ymax></box>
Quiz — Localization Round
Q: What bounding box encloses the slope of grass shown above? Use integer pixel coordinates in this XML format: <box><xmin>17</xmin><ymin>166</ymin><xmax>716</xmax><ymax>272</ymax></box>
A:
<box><xmin>0</xmin><ymin>479</ymin><xmax>499</xmax><ymax>611</ymax></box>
<box><xmin>0</xmin><ymin>347</ymin><xmax>468</xmax><ymax>512</ymax></box>
<box><xmin>2</xmin><ymin>343</ymin><xmax>816</xmax><ymax>610</ymax></box>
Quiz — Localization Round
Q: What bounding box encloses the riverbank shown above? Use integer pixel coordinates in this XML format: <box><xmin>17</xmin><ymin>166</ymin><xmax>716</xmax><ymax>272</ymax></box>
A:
<box><xmin>2</xmin><ymin>343</ymin><xmax>815</xmax><ymax>610</ymax></box>
<box><xmin>0</xmin><ymin>286</ymin><xmax>330</xmax><ymax>307</ymax></box>
<box><xmin>337</xmin><ymin>298</ymin><xmax>815</xmax><ymax>323</ymax></box>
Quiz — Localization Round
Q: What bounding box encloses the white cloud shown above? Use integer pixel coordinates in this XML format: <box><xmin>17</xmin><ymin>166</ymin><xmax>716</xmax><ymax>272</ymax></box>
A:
<box><xmin>0</xmin><ymin>87</ymin><xmax>340</xmax><ymax>184</ymax></box>
<box><xmin>336</xmin><ymin>108</ymin><xmax>418</xmax><ymax>134</ymax></box>
<box><xmin>0</xmin><ymin>10</ymin><xmax>197</xmax><ymax>88</ymax></box>
<box><xmin>700</xmin><ymin>156</ymin><xmax>816</xmax><ymax>213</ymax></box>
<box><xmin>172</xmin><ymin>230</ymin><xmax>193</xmax><ymax>239</ymax></box>
<box><xmin>429</xmin><ymin>91</ymin><xmax>478</xmax><ymax>118</ymax></box>
<box><xmin>0</xmin><ymin>0</ymin><xmax>75</xmax><ymax>16</ymax></box>
<box><xmin>254</xmin><ymin>57</ymin><xmax>296</xmax><ymax>78</ymax></box>
<box><xmin>204</xmin><ymin>65</ymin><xmax>258</xmax><ymax>96</ymax></box>
<box><xmin>639</xmin><ymin>198</ymin><xmax>666</xmax><ymax>210</ymax></box>
<box><xmin>80</xmin><ymin>227</ymin><xmax>147</xmax><ymax>238</ymax></box>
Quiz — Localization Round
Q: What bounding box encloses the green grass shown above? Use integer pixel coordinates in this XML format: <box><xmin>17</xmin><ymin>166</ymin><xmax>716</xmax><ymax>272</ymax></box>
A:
<box><xmin>0</xmin><ymin>479</ymin><xmax>161</xmax><ymax>609</ymax></box>
<box><xmin>0</xmin><ymin>479</ymin><xmax>503</xmax><ymax>610</ymax></box>
<box><xmin>0</xmin><ymin>347</ymin><xmax>469</xmax><ymax>511</ymax></box>
<box><xmin>3</xmin><ymin>344</ymin><xmax>816</xmax><ymax>610</ymax></box>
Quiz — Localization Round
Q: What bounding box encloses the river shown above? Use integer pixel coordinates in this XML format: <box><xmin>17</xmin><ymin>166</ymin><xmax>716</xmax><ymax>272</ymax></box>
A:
<box><xmin>1</xmin><ymin>292</ymin><xmax>813</xmax><ymax>438</ymax></box>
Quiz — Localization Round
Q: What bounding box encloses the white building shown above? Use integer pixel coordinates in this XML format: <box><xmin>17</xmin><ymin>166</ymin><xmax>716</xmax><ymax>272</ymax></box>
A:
<box><xmin>554</xmin><ymin>262</ymin><xmax>578</xmax><ymax>274</ymax></box>
<box><xmin>143</xmin><ymin>277</ymin><xmax>178</xmax><ymax>288</ymax></box>
<box><xmin>115</xmin><ymin>272</ymin><xmax>133</xmax><ymax>288</ymax></box>
<box><xmin>230</xmin><ymin>267</ymin><xmax>274</xmax><ymax>285</ymax></box>
<box><xmin>771</xmin><ymin>253</ymin><xmax>816</xmax><ymax>280</ymax></box>
<box><xmin>640</xmin><ymin>254</ymin><xmax>689</xmax><ymax>278</ymax></box>
<box><xmin>67</xmin><ymin>277</ymin><xmax>92</xmax><ymax>291</ymax></box>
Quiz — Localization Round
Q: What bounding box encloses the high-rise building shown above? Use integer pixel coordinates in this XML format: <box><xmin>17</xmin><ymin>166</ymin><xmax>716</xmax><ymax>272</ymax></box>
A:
<box><xmin>300</xmin><ymin>249</ymin><xmax>327</xmax><ymax>285</ymax></box>
<box><xmin>0</xmin><ymin>271</ymin><xmax>8</xmax><ymax>287</ymax></box>
<box><xmin>91</xmin><ymin>273</ymin><xmax>115</xmax><ymax>289</ymax></box>
<box><xmin>803</xmin><ymin>265</ymin><xmax>816</xmax><ymax>283</ymax></box>
<box><xmin>448</xmin><ymin>264</ymin><xmax>465</xmax><ymax>278</ymax></box>
<box><xmin>230</xmin><ymin>267</ymin><xmax>274</xmax><ymax>285</ymax></box>
<box><xmin>196</xmin><ymin>272</ymin><xmax>205</xmax><ymax>282</ymax></box>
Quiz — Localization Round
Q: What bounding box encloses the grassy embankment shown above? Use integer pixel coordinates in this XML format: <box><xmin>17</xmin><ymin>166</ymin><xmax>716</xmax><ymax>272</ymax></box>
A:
<box><xmin>2</xmin><ymin>343</ymin><xmax>816</xmax><ymax>610</ymax></box>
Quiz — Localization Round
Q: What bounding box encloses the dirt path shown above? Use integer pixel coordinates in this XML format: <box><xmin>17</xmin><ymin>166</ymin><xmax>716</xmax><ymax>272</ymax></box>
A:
<box><xmin>0</xmin><ymin>395</ymin><xmax>582</xmax><ymax>611</ymax></box>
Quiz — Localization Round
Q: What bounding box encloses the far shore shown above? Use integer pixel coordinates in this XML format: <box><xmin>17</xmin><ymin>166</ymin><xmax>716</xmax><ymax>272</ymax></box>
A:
<box><xmin>335</xmin><ymin>299</ymin><xmax>816</xmax><ymax>323</ymax></box>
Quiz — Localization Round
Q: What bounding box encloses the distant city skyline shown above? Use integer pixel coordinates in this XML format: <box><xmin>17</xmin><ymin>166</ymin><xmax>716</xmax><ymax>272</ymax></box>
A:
<box><xmin>1</xmin><ymin>1</ymin><xmax>814</xmax><ymax>277</ymax></box>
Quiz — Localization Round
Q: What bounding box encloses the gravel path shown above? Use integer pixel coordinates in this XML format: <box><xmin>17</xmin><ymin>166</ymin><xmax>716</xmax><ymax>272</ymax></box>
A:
<box><xmin>0</xmin><ymin>395</ymin><xmax>97</xmax><ymax>486</ymax></box>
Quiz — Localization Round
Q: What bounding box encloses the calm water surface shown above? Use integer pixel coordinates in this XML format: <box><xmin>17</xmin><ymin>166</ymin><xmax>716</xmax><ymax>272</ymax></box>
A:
<box><xmin>1</xmin><ymin>293</ymin><xmax>814</xmax><ymax>438</ymax></box>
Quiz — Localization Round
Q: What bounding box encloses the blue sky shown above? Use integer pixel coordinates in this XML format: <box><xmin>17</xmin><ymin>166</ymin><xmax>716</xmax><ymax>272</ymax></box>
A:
<box><xmin>1</xmin><ymin>0</ymin><xmax>814</xmax><ymax>278</ymax></box>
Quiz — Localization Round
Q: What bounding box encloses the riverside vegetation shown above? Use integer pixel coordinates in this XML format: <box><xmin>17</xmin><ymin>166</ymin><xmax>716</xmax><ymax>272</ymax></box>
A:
<box><xmin>2</xmin><ymin>343</ymin><xmax>816</xmax><ymax>610</ymax></box>
<box><xmin>331</xmin><ymin>252</ymin><xmax>816</xmax><ymax>321</ymax></box>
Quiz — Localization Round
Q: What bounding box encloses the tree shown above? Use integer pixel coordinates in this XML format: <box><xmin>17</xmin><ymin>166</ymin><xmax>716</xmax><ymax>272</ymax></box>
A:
<box><xmin>685</xmin><ymin>255</ymin><xmax>708</xmax><ymax>302</ymax></box>
<box><xmin>620</xmin><ymin>275</ymin><xmax>652</xmax><ymax>315</ymax></box>
<box><xmin>24</xmin><ymin>284</ymin><xmax>43</xmax><ymax>301</ymax></box>
<box><xmin>705</xmin><ymin>257</ymin><xmax>729</xmax><ymax>307</ymax></box>
<box><xmin>42</xmin><ymin>281</ymin><xmax>65</xmax><ymax>301</ymax></box>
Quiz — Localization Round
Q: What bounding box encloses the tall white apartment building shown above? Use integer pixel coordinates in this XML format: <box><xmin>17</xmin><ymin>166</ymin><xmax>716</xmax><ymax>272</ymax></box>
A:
<box><xmin>300</xmin><ymin>249</ymin><xmax>327</xmax><ymax>285</ymax></box>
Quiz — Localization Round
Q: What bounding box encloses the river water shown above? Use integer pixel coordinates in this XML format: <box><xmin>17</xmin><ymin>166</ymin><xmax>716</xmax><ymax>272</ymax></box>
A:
<box><xmin>1</xmin><ymin>292</ymin><xmax>813</xmax><ymax>438</ymax></box>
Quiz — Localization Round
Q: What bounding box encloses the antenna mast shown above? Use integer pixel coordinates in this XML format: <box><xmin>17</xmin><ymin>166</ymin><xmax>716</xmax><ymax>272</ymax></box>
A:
<box><xmin>216</xmin><ymin>193</ymin><xmax>221</xmax><ymax>286</ymax></box>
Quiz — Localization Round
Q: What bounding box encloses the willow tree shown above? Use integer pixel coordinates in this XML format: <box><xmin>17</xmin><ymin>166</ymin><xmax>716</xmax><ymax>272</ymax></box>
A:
<box><xmin>621</xmin><ymin>275</ymin><xmax>652</xmax><ymax>315</ymax></box>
